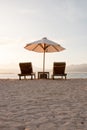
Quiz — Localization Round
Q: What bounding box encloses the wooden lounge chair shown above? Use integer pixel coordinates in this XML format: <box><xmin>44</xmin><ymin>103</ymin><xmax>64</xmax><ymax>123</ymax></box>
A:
<box><xmin>52</xmin><ymin>62</ymin><xmax>67</xmax><ymax>79</ymax></box>
<box><xmin>18</xmin><ymin>62</ymin><xmax>36</xmax><ymax>80</ymax></box>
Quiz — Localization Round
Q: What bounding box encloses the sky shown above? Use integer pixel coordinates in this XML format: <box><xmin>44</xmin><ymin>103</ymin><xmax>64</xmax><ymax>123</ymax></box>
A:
<box><xmin>0</xmin><ymin>0</ymin><xmax>87</xmax><ymax>72</ymax></box>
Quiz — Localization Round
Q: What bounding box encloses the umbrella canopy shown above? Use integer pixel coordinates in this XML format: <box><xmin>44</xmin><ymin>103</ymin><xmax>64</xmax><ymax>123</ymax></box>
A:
<box><xmin>24</xmin><ymin>37</ymin><xmax>65</xmax><ymax>72</ymax></box>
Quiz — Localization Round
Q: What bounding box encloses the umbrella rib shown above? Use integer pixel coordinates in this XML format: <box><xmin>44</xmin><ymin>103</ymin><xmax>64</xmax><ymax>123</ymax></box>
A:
<box><xmin>45</xmin><ymin>45</ymin><xmax>50</xmax><ymax>49</ymax></box>
<box><xmin>39</xmin><ymin>44</ymin><xmax>44</xmax><ymax>49</ymax></box>
<box><xmin>52</xmin><ymin>45</ymin><xmax>61</xmax><ymax>51</ymax></box>
<box><xmin>32</xmin><ymin>44</ymin><xmax>40</xmax><ymax>51</ymax></box>
<box><xmin>32</xmin><ymin>43</ymin><xmax>45</xmax><ymax>51</ymax></box>
<box><xmin>45</xmin><ymin>45</ymin><xmax>60</xmax><ymax>52</ymax></box>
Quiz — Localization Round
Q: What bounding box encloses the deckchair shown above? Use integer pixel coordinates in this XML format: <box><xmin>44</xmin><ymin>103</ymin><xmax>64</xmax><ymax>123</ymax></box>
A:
<box><xmin>52</xmin><ymin>62</ymin><xmax>67</xmax><ymax>79</ymax></box>
<box><xmin>18</xmin><ymin>62</ymin><xmax>36</xmax><ymax>80</ymax></box>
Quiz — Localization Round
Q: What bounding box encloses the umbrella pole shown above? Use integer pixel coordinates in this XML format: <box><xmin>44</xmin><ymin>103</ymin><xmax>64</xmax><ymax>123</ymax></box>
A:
<box><xmin>43</xmin><ymin>50</ymin><xmax>45</xmax><ymax>73</ymax></box>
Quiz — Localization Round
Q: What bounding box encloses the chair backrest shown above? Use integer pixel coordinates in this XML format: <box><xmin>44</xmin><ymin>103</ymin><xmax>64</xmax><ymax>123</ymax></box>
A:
<box><xmin>19</xmin><ymin>62</ymin><xmax>33</xmax><ymax>75</ymax></box>
<box><xmin>53</xmin><ymin>62</ymin><xmax>66</xmax><ymax>75</ymax></box>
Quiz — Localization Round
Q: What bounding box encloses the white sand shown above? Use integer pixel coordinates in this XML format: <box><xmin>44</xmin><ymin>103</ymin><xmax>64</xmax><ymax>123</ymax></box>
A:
<box><xmin>0</xmin><ymin>79</ymin><xmax>87</xmax><ymax>130</ymax></box>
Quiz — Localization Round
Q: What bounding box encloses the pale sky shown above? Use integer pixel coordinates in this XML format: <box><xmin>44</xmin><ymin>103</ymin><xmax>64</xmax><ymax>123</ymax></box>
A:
<box><xmin>0</xmin><ymin>0</ymin><xmax>87</xmax><ymax>72</ymax></box>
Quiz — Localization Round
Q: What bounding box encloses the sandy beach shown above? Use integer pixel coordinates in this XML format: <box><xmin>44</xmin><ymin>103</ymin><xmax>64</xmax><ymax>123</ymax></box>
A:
<box><xmin>0</xmin><ymin>79</ymin><xmax>87</xmax><ymax>130</ymax></box>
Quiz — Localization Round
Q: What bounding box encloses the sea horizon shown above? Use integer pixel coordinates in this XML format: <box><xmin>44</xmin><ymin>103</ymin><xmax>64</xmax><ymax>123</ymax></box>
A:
<box><xmin>0</xmin><ymin>72</ymin><xmax>87</xmax><ymax>79</ymax></box>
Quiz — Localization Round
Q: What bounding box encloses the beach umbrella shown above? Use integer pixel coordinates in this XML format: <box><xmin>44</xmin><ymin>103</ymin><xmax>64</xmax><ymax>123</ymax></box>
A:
<box><xmin>24</xmin><ymin>37</ymin><xmax>65</xmax><ymax>72</ymax></box>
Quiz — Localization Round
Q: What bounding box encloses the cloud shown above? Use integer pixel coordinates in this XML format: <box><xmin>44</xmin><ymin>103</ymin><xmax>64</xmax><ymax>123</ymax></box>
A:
<box><xmin>0</xmin><ymin>37</ymin><xmax>24</xmax><ymax>45</ymax></box>
<box><xmin>19</xmin><ymin>9</ymin><xmax>37</xmax><ymax>15</ymax></box>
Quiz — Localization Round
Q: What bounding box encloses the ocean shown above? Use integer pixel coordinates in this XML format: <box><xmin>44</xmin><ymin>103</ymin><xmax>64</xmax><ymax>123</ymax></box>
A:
<box><xmin>0</xmin><ymin>72</ymin><xmax>87</xmax><ymax>79</ymax></box>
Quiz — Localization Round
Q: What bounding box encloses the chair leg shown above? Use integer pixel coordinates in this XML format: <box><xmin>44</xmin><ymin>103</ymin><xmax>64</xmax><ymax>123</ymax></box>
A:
<box><xmin>19</xmin><ymin>76</ymin><xmax>21</xmax><ymax>80</ymax></box>
<box><xmin>24</xmin><ymin>76</ymin><xmax>26</xmax><ymax>79</ymax></box>
<box><xmin>65</xmin><ymin>75</ymin><xmax>67</xmax><ymax>80</ymax></box>
<box><xmin>31</xmin><ymin>74</ymin><xmax>34</xmax><ymax>80</ymax></box>
<box><xmin>53</xmin><ymin>75</ymin><xmax>54</xmax><ymax>80</ymax></box>
<box><xmin>31</xmin><ymin>75</ymin><xmax>33</xmax><ymax>80</ymax></box>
